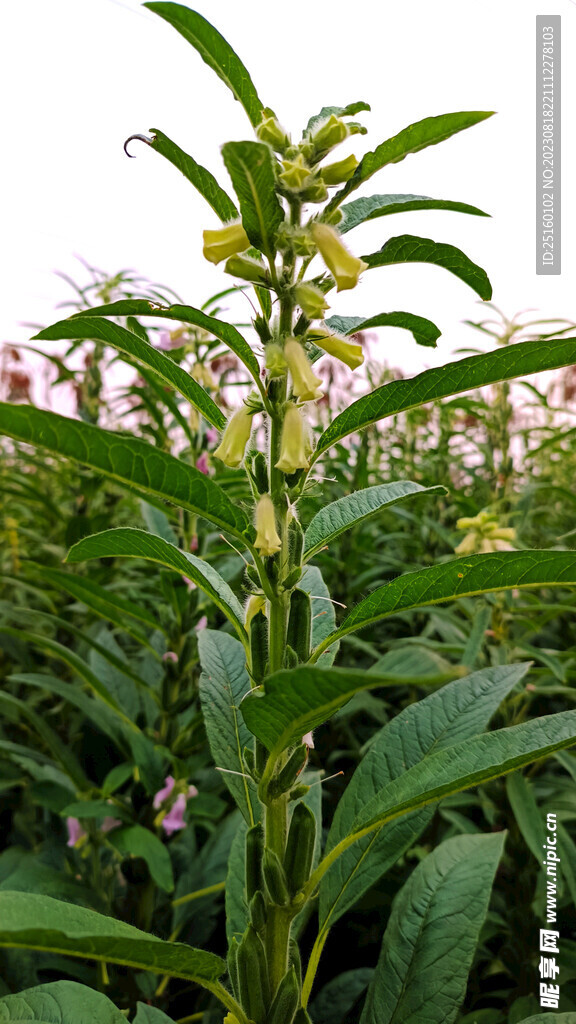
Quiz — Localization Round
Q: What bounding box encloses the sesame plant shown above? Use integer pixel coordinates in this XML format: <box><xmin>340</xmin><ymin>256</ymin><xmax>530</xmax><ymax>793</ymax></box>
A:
<box><xmin>3</xmin><ymin>5</ymin><xmax>576</xmax><ymax>1024</ymax></box>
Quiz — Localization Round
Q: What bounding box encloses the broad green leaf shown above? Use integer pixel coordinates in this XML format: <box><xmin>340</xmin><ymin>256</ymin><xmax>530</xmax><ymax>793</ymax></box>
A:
<box><xmin>144</xmin><ymin>3</ymin><xmax>264</xmax><ymax>125</ymax></box>
<box><xmin>325</xmin><ymin>312</ymin><xmax>441</xmax><ymax>349</ymax></box>
<box><xmin>0</xmin><ymin>404</ymin><xmax>252</xmax><ymax>541</ymax></box>
<box><xmin>0</xmin><ymin>980</ymin><xmax>127</xmax><ymax>1023</ymax></box>
<box><xmin>198</xmin><ymin>630</ymin><xmax>258</xmax><ymax>826</ymax></box>
<box><xmin>362</xmin><ymin>235</ymin><xmax>492</xmax><ymax>300</ymax></box>
<box><xmin>134</xmin><ymin>1003</ymin><xmax>178</xmax><ymax>1024</ymax></box>
<box><xmin>310</xmin><ymin>969</ymin><xmax>374</xmax><ymax>1024</ymax></box>
<box><xmin>174</xmin><ymin>810</ymin><xmax>238</xmax><ymax>933</ymax></box>
<box><xmin>359</xmin><ymin>833</ymin><xmax>504</xmax><ymax>1024</ymax></box>
<box><xmin>313</xmin><ymin>551</ymin><xmax>576</xmax><ymax>658</ymax></box>
<box><xmin>0</xmin><ymin>892</ymin><xmax>225</xmax><ymax>986</ymax></box>
<box><xmin>149</xmin><ymin>127</ymin><xmax>238</xmax><ymax>220</ymax></box>
<box><xmin>299</xmin><ymin>564</ymin><xmax>339</xmax><ymax>668</ymax></box>
<box><xmin>0</xmin><ymin>691</ymin><xmax>88</xmax><ymax>791</ymax></box>
<box><xmin>107</xmin><ymin>825</ymin><xmax>174</xmax><ymax>893</ymax></box>
<box><xmin>319</xmin><ymin>664</ymin><xmax>528</xmax><ymax>930</ymax></box>
<box><xmin>304</xmin><ymin>481</ymin><xmax>445</xmax><ymax>560</ymax></box>
<box><xmin>506</xmin><ymin>771</ymin><xmax>546</xmax><ymax>863</ymax></box>
<box><xmin>515</xmin><ymin>1017</ymin><xmax>576</xmax><ymax>1024</ymax></box>
<box><xmin>338</xmin><ymin>193</ymin><xmax>489</xmax><ymax>234</ymax></box>
<box><xmin>33</xmin><ymin>318</ymin><xmax>225</xmax><ymax>430</ymax></box>
<box><xmin>66</xmin><ymin>528</ymin><xmax>247</xmax><ymax>646</ymax></box>
<box><xmin>304</xmin><ymin>101</ymin><xmax>371</xmax><ymax>137</ymax></box>
<box><xmin>225</xmin><ymin>819</ymin><xmax>249</xmax><ymax>944</ymax></box>
<box><xmin>325</xmin><ymin>111</ymin><xmax>494</xmax><ymax>209</ymax></box>
<box><xmin>221</xmin><ymin>141</ymin><xmax>284</xmax><ymax>257</ymax></box>
<box><xmin>313</xmin><ymin>335</ymin><xmax>576</xmax><ymax>457</ymax></box>
<box><xmin>69</xmin><ymin>301</ymin><xmax>262</xmax><ymax>387</ymax></box>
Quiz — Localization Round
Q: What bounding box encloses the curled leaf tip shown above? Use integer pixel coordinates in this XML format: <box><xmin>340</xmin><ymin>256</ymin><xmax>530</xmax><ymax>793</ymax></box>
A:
<box><xmin>123</xmin><ymin>133</ymin><xmax>154</xmax><ymax>157</ymax></box>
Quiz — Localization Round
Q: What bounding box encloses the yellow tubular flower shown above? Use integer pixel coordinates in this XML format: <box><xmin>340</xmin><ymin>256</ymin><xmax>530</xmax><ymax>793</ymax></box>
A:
<box><xmin>310</xmin><ymin>222</ymin><xmax>368</xmax><ymax>292</ymax></box>
<box><xmin>254</xmin><ymin>495</ymin><xmax>282</xmax><ymax>556</ymax></box>
<box><xmin>213</xmin><ymin>406</ymin><xmax>253</xmax><ymax>468</ymax></box>
<box><xmin>202</xmin><ymin>223</ymin><xmax>250</xmax><ymax>265</ymax></box>
<box><xmin>275</xmin><ymin>404</ymin><xmax>310</xmax><ymax>474</ymax></box>
<box><xmin>306</xmin><ymin>328</ymin><xmax>364</xmax><ymax>370</ymax></box>
<box><xmin>294</xmin><ymin>283</ymin><xmax>330</xmax><ymax>320</ymax></box>
<box><xmin>284</xmin><ymin>339</ymin><xmax>323</xmax><ymax>401</ymax></box>
<box><xmin>321</xmin><ymin>154</ymin><xmax>359</xmax><ymax>185</ymax></box>
<box><xmin>244</xmin><ymin>594</ymin><xmax>266</xmax><ymax>629</ymax></box>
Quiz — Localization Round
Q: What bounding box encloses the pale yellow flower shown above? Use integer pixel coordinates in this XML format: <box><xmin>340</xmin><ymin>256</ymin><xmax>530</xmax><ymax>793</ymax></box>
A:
<box><xmin>202</xmin><ymin>223</ymin><xmax>250</xmax><ymax>265</ymax></box>
<box><xmin>306</xmin><ymin>328</ymin><xmax>364</xmax><ymax>370</ymax></box>
<box><xmin>213</xmin><ymin>406</ymin><xmax>253</xmax><ymax>468</ymax></box>
<box><xmin>254</xmin><ymin>495</ymin><xmax>282</xmax><ymax>556</ymax></box>
<box><xmin>284</xmin><ymin>339</ymin><xmax>323</xmax><ymax>402</ymax></box>
<box><xmin>275</xmin><ymin>404</ymin><xmax>310</xmax><ymax>474</ymax></box>
<box><xmin>310</xmin><ymin>222</ymin><xmax>368</xmax><ymax>292</ymax></box>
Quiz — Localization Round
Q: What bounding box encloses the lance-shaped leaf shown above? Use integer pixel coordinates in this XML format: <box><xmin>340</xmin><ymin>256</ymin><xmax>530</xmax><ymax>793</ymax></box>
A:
<box><xmin>0</xmin><ymin>690</ymin><xmax>89</xmax><ymax>791</ymax></box>
<box><xmin>312</xmin><ymin>550</ymin><xmax>576</xmax><ymax>659</ymax></box>
<box><xmin>0</xmin><ymin>891</ymin><xmax>225</xmax><ymax>987</ymax></box>
<box><xmin>66</xmin><ymin>528</ymin><xmax>247</xmax><ymax>647</ymax></box>
<box><xmin>319</xmin><ymin>664</ymin><xmax>528</xmax><ymax>931</ymax></box>
<box><xmin>325</xmin><ymin>312</ymin><xmax>441</xmax><ymax>349</ymax></box>
<box><xmin>69</xmin><ymin>300</ymin><xmax>262</xmax><ymax>389</ymax></box>
<box><xmin>149</xmin><ymin>127</ymin><xmax>238</xmax><ymax>220</ymax></box>
<box><xmin>304</xmin><ymin>481</ymin><xmax>445</xmax><ymax>560</ymax></box>
<box><xmin>144</xmin><ymin>2</ymin><xmax>265</xmax><ymax>126</ymax></box>
<box><xmin>362</xmin><ymin>235</ymin><xmax>492</xmax><ymax>300</ymax></box>
<box><xmin>107</xmin><ymin>825</ymin><xmax>174</xmax><ymax>893</ymax></box>
<box><xmin>299</xmin><ymin>564</ymin><xmax>339</xmax><ymax>668</ymax></box>
<box><xmin>221</xmin><ymin>141</ymin><xmax>284</xmax><ymax>258</ymax></box>
<box><xmin>0</xmin><ymin>404</ymin><xmax>252</xmax><ymax>541</ymax></box>
<box><xmin>0</xmin><ymin>980</ymin><xmax>129</xmax><ymax>1024</ymax></box>
<box><xmin>313</xmin><ymin>335</ymin><xmax>576</xmax><ymax>457</ymax></box>
<box><xmin>338</xmin><ymin>193</ymin><xmax>489</xmax><ymax>234</ymax></box>
<box><xmin>359</xmin><ymin>833</ymin><xmax>505</xmax><ymax>1024</ymax></box>
<box><xmin>33</xmin><ymin>317</ymin><xmax>225</xmax><ymax>430</ymax></box>
<box><xmin>325</xmin><ymin>111</ymin><xmax>494</xmax><ymax>210</ymax></box>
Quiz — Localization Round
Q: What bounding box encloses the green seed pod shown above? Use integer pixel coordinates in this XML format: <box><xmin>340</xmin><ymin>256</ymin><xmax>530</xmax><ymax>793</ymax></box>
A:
<box><xmin>227</xmin><ymin>936</ymin><xmax>240</xmax><ymax>999</ymax></box>
<box><xmin>248</xmin><ymin>889</ymin><xmax>267</xmax><ymax>932</ymax></box>
<box><xmin>250</xmin><ymin>610</ymin><xmax>268</xmax><ymax>683</ymax></box>
<box><xmin>288</xmin><ymin>938</ymin><xmax>302</xmax><ymax>988</ymax></box>
<box><xmin>267</xmin><ymin>965</ymin><xmax>300</xmax><ymax>1024</ymax></box>
<box><xmin>283</xmin><ymin>566</ymin><xmax>303</xmax><ymax>590</ymax></box>
<box><xmin>268</xmin><ymin>744</ymin><xmax>308</xmax><ymax>799</ymax></box>
<box><xmin>255</xmin><ymin>739</ymin><xmax>269</xmax><ymax>778</ymax></box>
<box><xmin>245</xmin><ymin>823</ymin><xmax>264</xmax><ymax>901</ymax></box>
<box><xmin>287</xmin><ymin>589</ymin><xmax>312</xmax><ymax>663</ymax></box>
<box><xmin>284</xmin><ymin>644</ymin><xmax>299</xmax><ymax>670</ymax></box>
<box><xmin>237</xmin><ymin>926</ymin><xmax>269</xmax><ymax>1023</ymax></box>
<box><xmin>287</xmin><ymin>517</ymin><xmax>304</xmax><ymax>567</ymax></box>
<box><xmin>284</xmin><ymin>801</ymin><xmax>316</xmax><ymax>895</ymax></box>
<box><xmin>262</xmin><ymin>847</ymin><xmax>290</xmax><ymax>906</ymax></box>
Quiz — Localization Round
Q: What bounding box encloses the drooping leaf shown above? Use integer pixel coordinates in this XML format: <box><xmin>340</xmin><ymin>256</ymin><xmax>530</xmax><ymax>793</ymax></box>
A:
<box><xmin>198</xmin><ymin>631</ymin><xmax>258</xmax><ymax>826</ymax></box>
<box><xmin>362</xmin><ymin>235</ymin><xmax>492</xmax><ymax>300</ymax></box>
<box><xmin>0</xmin><ymin>979</ymin><xmax>127</xmax><ymax>1023</ymax></box>
<box><xmin>144</xmin><ymin>3</ymin><xmax>265</xmax><ymax>125</ymax></box>
<box><xmin>325</xmin><ymin>312</ymin><xmax>441</xmax><ymax>349</ymax></box>
<box><xmin>359</xmin><ymin>833</ymin><xmax>505</xmax><ymax>1024</ymax></box>
<box><xmin>0</xmin><ymin>892</ymin><xmax>225</xmax><ymax>985</ymax></box>
<box><xmin>33</xmin><ymin>318</ymin><xmax>225</xmax><ymax>429</ymax></box>
<box><xmin>313</xmin><ymin>551</ymin><xmax>576</xmax><ymax>658</ymax></box>
<box><xmin>319</xmin><ymin>664</ymin><xmax>528</xmax><ymax>930</ymax></box>
<box><xmin>66</xmin><ymin>528</ymin><xmax>247</xmax><ymax>646</ymax></box>
<box><xmin>0</xmin><ymin>404</ymin><xmax>252</xmax><ymax>541</ymax></box>
<box><xmin>221</xmin><ymin>141</ymin><xmax>284</xmax><ymax>257</ymax></box>
<box><xmin>337</xmin><ymin>193</ymin><xmax>489</xmax><ymax>233</ymax></box>
<box><xmin>107</xmin><ymin>825</ymin><xmax>174</xmax><ymax>893</ymax></box>
<box><xmin>313</xmin><ymin>336</ymin><xmax>576</xmax><ymax>457</ymax></box>
<box><xmin>149</xmin><ymin>128</ymin><xmax>238</xmax><ymax>220</ymax></box>
<box><xmin>304</xmin><ymin>481</ymin><xmax>445</xmax><ymax>560</ymax></box>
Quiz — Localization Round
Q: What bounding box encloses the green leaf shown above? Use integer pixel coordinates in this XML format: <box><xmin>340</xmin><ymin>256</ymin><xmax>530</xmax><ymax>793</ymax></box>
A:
<box><xmin>359</xmin><ymin>833</ymin><xmax>505</xmax><ymax>1024</ymax></box>
<box><xmin>134</xmin><ymin>1003</ymin><xmax>178</xmax><ymax>1024</ymax></box>
<box><xmin>325</xmin><ymin>312</ymin><xmax>441</xmax><ymax>349</ymax></box>
<box><xmin>225</xmin><ymin>819</ymin><xmax>249</xmax><ymax>944</ymax></box>
<box><xmin>313</xmin><ymin>336</ymin><xmax>576</xmax><ymax>457</ymax></box>
<box><xmin>69</xmin><ymin>301</ymin><xmax>262</xmax><ymax>388</ymax></box>
<box><xmin>198</xmin><ymin>631</ymin><xmax>258</xmax><ymax>826</ymax></box>
<box><xmin>506</xmin><ymin>771</ymin><xmax>546</xmax><ymax>864</ymax></box>
<box><xmin>0</xmin><ymin>892</ymin><xmax>225</xmax><ymax>985</ymax></box>
<box><xmin>33</xmin><ymin>318</ymin><xmax>225</xmax><ymax>430</ymax></box>
<box><xmin>304</xmin><ymin>481</ymin><xmax>445</xmax><ymax>560</ymax></box>
<box><xmin>514</xmin><ymin>1017</ymin><xmax>576</xmax><ymax>1024</ymax></box>
<box><xmin>362</xmin><ymin>235</ymin><xmax>492</xmax><ymax>300</ymax></box>
<box><xmin>149</xmin><ymin>128</ymin><xmax>238</xmax><ymax>220</ymax></box>
<box><xmin>310</xmin><ymin>969</ymin><xmax>374</xmax><ymax>1024</ymax></box>
<box><xmin>313</xmin><ymin>551</ymin><xmax>576</xmax><ymax>658</ymax></box>
<box><xmin>221</xmin><ymin>141</ymin><xmax>284</xmax><ymax>258</ymax></box>
<box><xmin>107</xmin><ymin>825</ymin><xmax>174</xmax><ymax>893</ymax></box>
<box><xmin>304</xmin><ymin>101</ymin><xmax>371</xmax><ymax>136</ymax></box>
<box><xmin>325</xmin><ymin>111</ymin><xmax>494</xmax><ymax>209</ymax></box>
<box><xmin>299</xmin><ymin>564</ymin><xmax>339</xmax><ymax>668</ymax></box>
<box><xmin>0</xmin><ymin>691</ymin><xmax>88</xmax><ymax>792</ymax></box>
<box><xmin>144</xmin><ymin>3</ymin><xmax>264</xmax><ymax>125</ymax></box>
<box><xmin>0</xmin><ymin>979</ymin><xmax>127</xmax><ymax>1023</ymax></box>
<box><xmin>0</xmin><ymin>404</ymin><xmax>252</xmax><ymax>541</ymax></box>
<box><xmin>66</xmin><ymin>528</ymin><xmax>247</xmax><ymax>647</ymax></box>
<box><xmin>338</xmin><ymin>193</ymin><xmax>489</xmax><ymax>234</ymax></box>
<box><xmin>319</xmin><ymin>664</ymin><xmax>528</xmax><ymax>930</ymax></box>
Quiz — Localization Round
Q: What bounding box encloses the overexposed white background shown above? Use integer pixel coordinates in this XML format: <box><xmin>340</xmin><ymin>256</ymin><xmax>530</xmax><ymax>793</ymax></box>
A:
<box><xmin>1</xmin><ymin>0</ymin><xmax>574</xmax><ymax>380</ymax></box>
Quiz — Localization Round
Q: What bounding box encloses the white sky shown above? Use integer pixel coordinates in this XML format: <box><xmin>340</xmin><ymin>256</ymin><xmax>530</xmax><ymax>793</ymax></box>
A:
<box><xmin>2</xmin><ymin>0</ymin><xmax>575</xmax><ymax>383</ymax></box>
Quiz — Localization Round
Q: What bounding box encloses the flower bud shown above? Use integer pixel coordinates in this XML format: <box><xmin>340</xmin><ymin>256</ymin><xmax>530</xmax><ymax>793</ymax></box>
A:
<box><xmin>294</xmin><ymin>283</ymin><xmax>330</xmax><ymax>320</ymax></box>
<box><xmin>191</xmin><ymin>363</ymin><xmax>217</xmax><ymax>389</ymax></box>
<box><xmin>224</xmin><ymin>255</ymin><xmax>270</xmax><ymax>286</ymax></box>
<box><xmin>311</xmin><ymin>114</ymin><xmax>349</xmax><ymax>156</ymax></box>
<box><xmin>321</xmin><ymin>153</ymin><xmax>359</xmax><ymax>185</ymax></box>
<box><xmin>310</xmin><ymin>222</ymin><xmax>368</xmax><ymax>292</ymax></box>
<box><xmin>284</xmin><ymin>339</ymin><xmax>323</xmax><ymax>402</ymax></box>
<box><xmin>202</xmin><ymin>223</ymin><xmax>250</xmax><ymax>265</ymax></box>
<box><xmin>254</xmin><ymin>494</ymin><xmax>282</xmax><ymax>557</ymax></box>
<box><xmin>306</xmin><ymin>328</ymin><xmax>364</xmax><ymax>370</ymax></box>
<box><xmin>279</xmin><ymin>154</ymin><xmax>312</xmax><ymax>191</ymax></box>
<box><xmin>213</xmin><ymin>406</ymin><xmax>253</xmax><ymax>468</ymax></box>
<box><xmin>275</xmin><ymin>404</ymin><xmax>310</xmax><ymax>474</ymax></box>
<box><xmin>245</xmin><ymin>593</ymin><xmax>266</xmax><ymax>630</ymax></box>
<box><xmin>301</xmin><ymin>177</ymin><xmax>329</xmax><ymax>204</ymax></box>
<box><xmin>256</xmin><ymin>112</ymin><xmax>291</xmax><ymax>153</ymax></box>
<box><xmin>265</xmin><ymin>343</ymin><xmax>288</xmax><ymax>378</ymax></box>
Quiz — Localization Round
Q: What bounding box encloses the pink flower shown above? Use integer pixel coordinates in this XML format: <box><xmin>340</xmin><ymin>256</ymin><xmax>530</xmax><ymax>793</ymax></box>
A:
<box><xmin>195</xmin><ymin>615</ymin><xmax>208</xmax><ymax>631</ymax></box>
<box><xmin>302</xmin><ymin>731</ymin><xmax>315</xmax><ymax>749</ymax></box>
<box><xmin>196</xmin><ymin>452</ymin><xmax>210</xmax><ymax>475</ymax></box>
<box><xmin>66</xmin><ymin>817</ymin><xmax>87</xmax><ymax>847</ymax></box>
<box><xmin>183</xmin><ymin>576</ymin><xmax>197</xmax><ymax>591</ymax></box>
<box><xmin>101</xmin><ymin>816</ymin><xmax>122</xmax><ymax>833</ymax></box>
<box><xmin>188</xmin><ymin>785</ymin><xmax>199</xmax><ymax>799</ymax></box>
<box><xmin>153</xmin><ymin>775</ymin><xmax>175</xmax><ymax>810</ymax></box>
<box><xmin>190</xmin><ymin>535</ymin><xmax>199</xmax><ymax>552</ymax></box>
<box><xmin>157</xmin><ymin>331</ymin><xmax>172</xmax><ymax>351</ymax></box>
<box><xmin>205</xmin><ymin>428</ymin><xmax>219</xmax><ymax>445</ymax></box>
<box><xmin>162</xmin><ymin>651</ymin><xmax>178</xmax><ymax>664</ymax></box>
<box><xmin>161</xmin><ymin>793</ymin><xmax>188</xmax><ymax>835</ymax></box>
